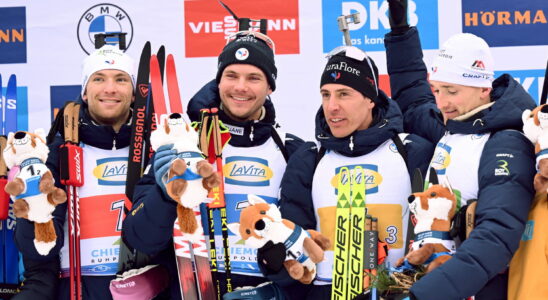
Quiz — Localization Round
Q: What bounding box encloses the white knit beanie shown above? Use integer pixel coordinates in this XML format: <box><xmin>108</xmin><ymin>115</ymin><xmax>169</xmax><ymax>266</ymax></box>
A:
<box><xmin>430</xmin><ymin>33</ymin><xmax>494</xmax><ymax>88</ymax></box>
<box><xmin>81</xmin><ymin>45</ymin><xmax>136</xmax><ymax>97</ymax></box>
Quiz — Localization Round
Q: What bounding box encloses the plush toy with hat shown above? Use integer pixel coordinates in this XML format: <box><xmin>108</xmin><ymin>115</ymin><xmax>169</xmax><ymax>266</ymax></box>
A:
<box><xmin>3</xmin><ymin>129</ymin><xmax>67</xmax><ymax>255</ymax></box>
<box><xmin>522</xmin><ymin>104</ymin><xmax>548</xmax><ymax>192</ymax></box>
<box><xmin>150</xmin><ymin>113</ymin><xmax>220</xmax><ymax>243</ymax></box>
<box><xmin>228</xmin><ymin>194</ymin><xmax>331</xmax><ymax>284</ymax></box>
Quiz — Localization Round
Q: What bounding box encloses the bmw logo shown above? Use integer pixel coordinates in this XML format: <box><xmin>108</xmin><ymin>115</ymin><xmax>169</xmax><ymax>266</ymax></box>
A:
<box><xmin>77</xmin><ymin>3</ymin><xmax>133</xmax><ymax>54</ymax></box>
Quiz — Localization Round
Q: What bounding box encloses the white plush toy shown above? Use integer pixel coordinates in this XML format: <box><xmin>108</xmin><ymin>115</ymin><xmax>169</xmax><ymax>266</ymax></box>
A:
<box><xmin>149</xmin><ymin>113</ymin><xmax>220</xmax><ymax>243</ymax></box>
<box><xmin>3</xmin><ymin>129</ymin><xmax>66</xmax><ymax>255</ymax></box>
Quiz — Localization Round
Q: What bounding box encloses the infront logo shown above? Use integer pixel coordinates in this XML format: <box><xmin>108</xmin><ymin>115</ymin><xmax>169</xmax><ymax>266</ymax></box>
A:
<box><xmin>184</xmin><ymin>0</ymin><xmax>299</xmax><ymax>57</ymax></box>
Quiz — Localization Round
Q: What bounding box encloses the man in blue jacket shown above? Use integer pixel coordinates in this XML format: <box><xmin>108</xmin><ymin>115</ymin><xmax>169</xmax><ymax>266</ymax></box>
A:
<box><xmin>270</xmin><ymin>45</ymin><xmax>434</xmax><ymax>299</ymax></box>
<box><xmin>123</xmin><ymin>31</ymin><xmax>303</xmax><ymax>299</ymax></box>
<box><xmin>384</xmin><ymin>1</ymin><xmax>536</xmax><ymax>299</ymax></box>
<box><xmin>14</xmin><ymin>45</ymin><xmax>137</xmax><ymax>299</ymax></box>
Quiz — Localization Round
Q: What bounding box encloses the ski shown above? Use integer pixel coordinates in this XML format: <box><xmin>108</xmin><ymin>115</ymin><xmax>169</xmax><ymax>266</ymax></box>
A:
<box><xmin>151</xmin><ymin>50</ymin><xmax>217</xmax><ymax>299</ymax></box>
<box><xmin>0</xmin><ymin>74</ymin><xmax>21</xmax><ymax>298</ymax></box>
<box><xmin>117</xmin><ymin>42</ymin><xmax>155</xmax><ymax>276</ymax></box>
<box><xmin>349</xmin><ymin>166</ymin><xmax>366</xmax><ymax>298</ymax></box>
<box><xmin>332</xmin><ymin>167</ymin><xmax>351</xmax><ymax>300</ymax></box>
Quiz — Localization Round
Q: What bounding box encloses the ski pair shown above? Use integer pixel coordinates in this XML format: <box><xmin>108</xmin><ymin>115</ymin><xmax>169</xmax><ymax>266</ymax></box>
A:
<box><xmin>0</xmin><ymin>74</ymin><xmax>21</xmax><ymax>298</ymax></box>
<box><xmin>59</xmin><ymin>101</ymin><xmax>84</xmax><ymax>300</ymax></box>
<box><xmin>332</xmin><ymin>166</ymin><xmax>367</xmax><ymax>300</ymax></box>
<box><xmin>197</xmin><ymin>108</ymin><xmax>232</xmax><ymax>299</ymax></box>
<box><xmin>149</xmin><ymin>49</ymin><xmax>216</xmax><ymax>300</ymax></box>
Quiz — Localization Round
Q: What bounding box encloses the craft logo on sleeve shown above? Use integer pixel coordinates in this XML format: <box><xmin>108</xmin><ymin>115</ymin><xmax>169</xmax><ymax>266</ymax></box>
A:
<box><xmin>495</xmin><ymin>69</ymin><xmax>545</xmax><ymax>105</ymax></box>
<box><xmin>77</xmin><ymin>4</ymin><xmax>133</xmax><ymax>54</ymax></box>
<box><xmin>184</xmin><ymin>0</ymin><xmax>299</xmax><ymax>58</ymax></box>
<box><xmin>462</xmin><ymin>0</ymin><xmax>548</xmax><ymax>47</ymax></box>
<box><xmin>0</xmin><ymin>7</ymin><xmax>27</xmax><ymax>64</ymax></box>
<box><xmin>321</xmin><ymin>0</ymin><xmax>438</xmax><ymax>52</ymax></box>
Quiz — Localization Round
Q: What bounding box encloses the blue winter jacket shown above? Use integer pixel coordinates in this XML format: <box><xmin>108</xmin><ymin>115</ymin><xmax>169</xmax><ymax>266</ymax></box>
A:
<box><xmin>123</xmin><ymin>79</ymin><xmax>304</xmax><ymax>299</ymax></box>
<box><xmin>385</xmin><ymin>27</ymin><xmax>536</xmax><ymax>300</ymax></box>
<box><xmin>269</xmin><ymin>92</ymin><xmax>434</xmax><ymax>295</ymax></box>
<box><xmin>14</xmin><ymin>100</ymin><xmax>133</xmax><ymax>300</ymax></box>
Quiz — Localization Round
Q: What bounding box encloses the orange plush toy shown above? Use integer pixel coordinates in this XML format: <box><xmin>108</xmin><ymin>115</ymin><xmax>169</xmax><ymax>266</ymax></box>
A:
<box><xmin>228</xmin><ymin>194</ymin><xmax>330</xmax><ymax>284</ymax></box>
<box><xmin>150</xmin><ymin>113</ymin><xmax>220</xmax><ymax>243</ymax></box>
<box><xmin>3</xmin><ymin>129</ymin><xmax>67</xmax><ymax>255</ymax></box>
<box><xmin>522</xmin><ymin>104</ymin><xmax>548</xmax><ymax>192</ymax></box>
<box><xmin>395</xmin><ymin>182</ymin><xmax>457</xmax><ymax>273</ymax></box>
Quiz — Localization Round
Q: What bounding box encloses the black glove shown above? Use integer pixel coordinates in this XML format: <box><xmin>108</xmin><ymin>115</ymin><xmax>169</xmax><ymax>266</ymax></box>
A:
<box><xmin>257</xmin><ymin>241</ymin><xmax>287</xmax><ymax>274</ymax></box>
<box><xmin>388</xmin><ymin>0</ymin><xmax>410</xmax><ymax>35</ymax></box>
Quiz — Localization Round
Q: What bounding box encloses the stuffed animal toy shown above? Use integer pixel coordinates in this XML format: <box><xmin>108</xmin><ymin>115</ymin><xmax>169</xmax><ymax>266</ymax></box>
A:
<box><xmin>150</xmin><ymin>113</ymin><xmax>220</xmax><ymax>242</ymax></box>
<box><xmin>395</xmin><ymin>182</ymin><xmax>457</xmax><ymax>273</ymax></box>
<box><xmin>3</xmin><ymin>129</ymin><xmax>67</xmax><ymax>255</ymax></box>
<box><xmin>227</xmin><ymin>194</ymin><xmax>330</xmax><ymax>284</ymax></box>
<box><xmin>522</xmin><ymin>104</ymin><xmax>548</xmax><ymax>192</ymax></box>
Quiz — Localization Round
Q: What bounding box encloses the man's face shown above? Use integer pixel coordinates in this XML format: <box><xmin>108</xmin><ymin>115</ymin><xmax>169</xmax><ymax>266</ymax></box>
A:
<box><xmin>83</xmin><ymin>69</ymin><xmax>134</xmax><ymax>130</ymax></box>
<box><xmin>218</xmin><ymin>64</ymin><xmax>272</xmax><ymax>122</ymax></box>
<box><xmin>321</xmin><ymin>83</ymin><xmax>375</xmax><ymax>138</ymax></box>
<box><xmin>430</xmin><ymin>80</ymin><xmax>491</xmax><ymax>123</ymax></box>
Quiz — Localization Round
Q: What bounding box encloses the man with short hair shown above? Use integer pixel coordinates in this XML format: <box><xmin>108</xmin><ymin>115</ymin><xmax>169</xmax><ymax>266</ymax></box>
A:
<box><xmin>123</xmin><ymin>32</ymin><xmax>303</xmax><ymax>299</ymax></box>
<box><xmin>270</xmin><ymin>46</ymin><xmax>434</xmax><ymax>299</ymax></box>
<box><xmin>383</xmin><ymin>1</ymin><xmax>536</xmax><ymax>299</ymax></box>
<box><xmin>14</xmin><ymin>45</ymin><xmax>139</xmax><ymax>300</ymax></box>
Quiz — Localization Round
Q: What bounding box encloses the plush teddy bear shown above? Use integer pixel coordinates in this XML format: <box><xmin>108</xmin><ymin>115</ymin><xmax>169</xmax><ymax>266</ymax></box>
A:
<box><xmin>3</xmin><ymin>129</ymin><xmax>67</xmax><ymax>255</ymax></box>
<box><xmin>150</xmin><ymin>113</ymin><xmax>220</xmax><ymax>243</ymax></box>
<box><xmin>522</xmin><ymin>104</ymin><xmax>548</xmax><ymax>192</ymax></box>
<box><xmin>395</xmin><ymin>182</ymin><xmax>457</xmax><ymax>273</ymax></box>
<box><xmin>228</xmin><ymin>194</ymin><xmax>330</xmax><ymax>284</ymax></box>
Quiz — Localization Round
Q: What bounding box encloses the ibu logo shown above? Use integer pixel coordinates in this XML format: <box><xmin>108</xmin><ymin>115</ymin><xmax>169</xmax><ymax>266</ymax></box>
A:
<box><xmin>93</xmin><ymin>157</ymin><xmax>128</xmax><ymax>186</ymax></box>
<box><xmin>331</xmin><ymin>164</ymin><xmax>383</xmax><ymax>194</ymax></box>
<box><xmin>430</xmin><ymin>143</ymin><xmax>452</xmax><ymax>175</ymax></box>
<box><xmin>223</xmin><ymin>156</ymin><xmax>273</xmax><ymax>187</ymax></box>
<box><xmin>321</xmin><ymin>0</ymin><xmax>438</xmax><ymax>52</ymax></box>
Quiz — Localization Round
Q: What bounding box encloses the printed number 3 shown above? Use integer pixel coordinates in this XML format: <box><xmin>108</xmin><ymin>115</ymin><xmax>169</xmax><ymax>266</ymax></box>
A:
<box><xmin>385</xmin><ymin>225</ymin><xmax>398</xmax><ymax>244</ymax></box>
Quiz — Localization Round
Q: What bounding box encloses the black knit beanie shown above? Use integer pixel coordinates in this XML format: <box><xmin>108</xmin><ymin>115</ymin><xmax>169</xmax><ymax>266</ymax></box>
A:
<box><xmin>216</xmin><ymin>34</ymin><xmax>277</xmax><ymax>91</ymax></box>
<box><xmin>320</xmin><ymin>49</ymin><xmax>379</xmax><ymax>102</ymax></box>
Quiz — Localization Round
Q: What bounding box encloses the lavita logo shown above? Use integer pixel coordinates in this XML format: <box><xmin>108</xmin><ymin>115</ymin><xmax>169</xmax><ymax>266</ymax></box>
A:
<box><xmin>494</xmin><ymin>70</ymin><xmax>545</xmax><ymax>105</ymax></box>
<box><xmin>93</xmin><ymin>157</ymin><xmax>128</xmax><ymax>186</ymax></box>
<box><xmin>322</xmin><ymin>0</ymin><xmax>438</xmax><ymax>52</ymax></box>
<box><xmin>223</xmin><ymin>156</ymin><xmax>273</xmax><ymax>187</ymax></box>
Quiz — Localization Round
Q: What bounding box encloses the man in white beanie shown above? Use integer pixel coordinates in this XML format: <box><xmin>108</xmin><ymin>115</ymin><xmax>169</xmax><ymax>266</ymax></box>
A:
<box><xmin>382</xmin><ymin>1</ymin><xmax>537</xmax><ymax>300</ymax></box>
<box><xmin>13</xmin><ymin>45</ymin><xmax>140</xmax><ymax>300</ymax></box>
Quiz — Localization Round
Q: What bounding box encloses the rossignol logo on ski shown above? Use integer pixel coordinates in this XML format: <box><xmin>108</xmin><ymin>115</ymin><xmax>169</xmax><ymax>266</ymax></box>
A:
<box><xmin>131</xmin><ymin>106</ymin><xmax>146</xmax><ymax>164</ymax></box>
<box><xmin>223</xmin><ymin>156</ymin><xmax>273</xmax><ymax>186</ymax></box>
<box><xmin>331</xmin><ymin>164</ymin><xmax>382</xmax><ymax>194</ymax></box>
<box><xmin>430</xmin><ymin>142</ymin><xmax>452</xmax><ymax>175</ymax></box>
<box><xmin>93</xmin><ymin>157</ymin><xmax>128</xmax><ymax>186</ymax></box>
<box><xmin>77</xmin><ymin>4</ymin><xmax>133</xmax><ymax>54</ymax></box>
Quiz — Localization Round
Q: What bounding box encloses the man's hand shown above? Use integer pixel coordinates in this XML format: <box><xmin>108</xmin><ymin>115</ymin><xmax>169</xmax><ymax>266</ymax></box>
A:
<box><xmin>152</xmin><ymin>144</ymin><xmax>177</xmax><ymax>195</ymax></box>
<box><xmin>388</xmin><ymin>0</ymin><xmax>410</xmax><ymax>34</ymax></box>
